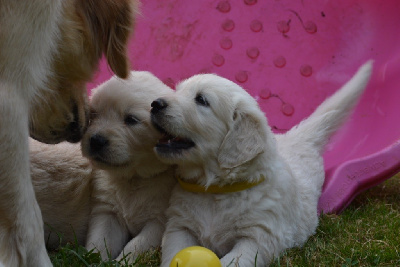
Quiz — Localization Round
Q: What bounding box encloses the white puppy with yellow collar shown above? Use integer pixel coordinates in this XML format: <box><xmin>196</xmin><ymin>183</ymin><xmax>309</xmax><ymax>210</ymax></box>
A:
<box><xmin>151</xmin><ymin>62</ymin><xmax>373</xmax><ymax>266</ymax></box>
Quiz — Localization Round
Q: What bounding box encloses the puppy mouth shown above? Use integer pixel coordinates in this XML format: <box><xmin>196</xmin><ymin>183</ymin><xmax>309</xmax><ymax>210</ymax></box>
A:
<box><xmin>153</xmin><ymin>123</ymin><xmax>195</xmax><ymax>151</ymax></box>
<box><xmin>89</xmin><ymin>155</ymin><xmax>130</xmax><ymax>169</ymax></box>
<box><xmin>91</xmin><ymin>155</ymin><xmax>109</xmax><ymax>165</ymax></box>
<box><xmin>157</xmin><ymin>134</ymin><xmax>195</xmax><ymax>150</ymax></box>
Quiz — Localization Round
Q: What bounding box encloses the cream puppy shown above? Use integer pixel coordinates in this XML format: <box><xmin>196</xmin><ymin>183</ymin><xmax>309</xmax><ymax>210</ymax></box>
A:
<box><xmin>30</xmin><ymin>140</ymin><xmax>92</xmax><ymax>250</ymax></box>
<box><xmin>151</xmin><ymin>62</ymin><xmax>373</xmax><ymax>266</ymax></box>
<box><xmin>82</xmin><ymin>71</ymin><xmax>176</xmax><ymax>263</ymax></box>
<box><xmin>29</xmin><ymin>71</ymin><xmax>176</xmax><ymax>261</ymax></box>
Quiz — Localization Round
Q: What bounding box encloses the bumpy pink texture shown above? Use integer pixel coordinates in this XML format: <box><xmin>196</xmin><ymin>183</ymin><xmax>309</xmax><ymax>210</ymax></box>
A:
<box><xmin>88</xmin><ymin>0</ymin><xmax>400</xmax><ymax>213</ymax></box>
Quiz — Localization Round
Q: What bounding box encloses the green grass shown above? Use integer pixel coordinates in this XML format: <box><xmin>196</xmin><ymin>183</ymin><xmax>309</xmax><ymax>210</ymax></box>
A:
<box><xmin>271</xmin><ymin>174</ymin><xmax>400</xmax><ymax>267</ymax></box>
<box><xmin>50</xmin><ymin>175</ymin><xmax>400</xmax><ymax>266</ymax></box>
<box><xmin>49</xmin><ymin>243</ymin><xmax>161</xmax><ymax>267</ymax></box>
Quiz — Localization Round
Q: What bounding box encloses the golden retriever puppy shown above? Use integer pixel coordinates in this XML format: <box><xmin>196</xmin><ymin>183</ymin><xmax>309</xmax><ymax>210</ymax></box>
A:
<box><xmin>80</xmin><ymin>71</ymin><xmax>176</xmax><ymax>263</ymax></box>
<box><xmin>30</xmin><ymin>139</ymin><xmax>93</xmax><ymax>250</ymax></box>
<box><xmin>150</xmin><ymin>62</ymin><xmax>373</xmax><ymax>266</ymax></box>
<box><xmin>30</xmin><ymin>72</ymin><xmax>176</xmax><ymax>260</ymax></box>
<box><xmin>0</xmin><ymin>1</ymin><xmax>138</xmax><ymax>265</ymax></box>
<box><xmin>29</xmin><ymin>71</ymin><xmax>175</xmax><ymax>262</ymax></box>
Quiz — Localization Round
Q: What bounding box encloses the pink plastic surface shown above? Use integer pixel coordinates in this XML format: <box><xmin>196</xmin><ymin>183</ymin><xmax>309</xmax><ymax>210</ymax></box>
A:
<box><xmin>88</xmin><ymin>0</ymin><xmax>400</xmax><ymax>213</ymax></box>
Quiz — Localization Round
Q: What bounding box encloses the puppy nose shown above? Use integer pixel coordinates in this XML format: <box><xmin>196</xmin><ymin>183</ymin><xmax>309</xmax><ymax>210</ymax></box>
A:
<box><xmin>151</xmin><ymin>98</ymin><xmax>168</xmax><ymax>114</ymax></box>
<box><xmin>90</xmin><ymin>134</ymin><xmax>109</xmax><ymax>153</ymax></box>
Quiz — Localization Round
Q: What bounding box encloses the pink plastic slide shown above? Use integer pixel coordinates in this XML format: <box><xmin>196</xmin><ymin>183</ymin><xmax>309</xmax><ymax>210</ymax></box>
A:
<box><xmin>88</xmin><ymin>0</ymin><xmax>400</xmax><ymax>213</ymax></box>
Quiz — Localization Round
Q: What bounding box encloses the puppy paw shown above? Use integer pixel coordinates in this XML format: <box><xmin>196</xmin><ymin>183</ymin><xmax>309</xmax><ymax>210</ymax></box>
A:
<box><xmin>116</xmin><ymin>250</ymin><xmax>136</xmax><ymax>265</ymax></box>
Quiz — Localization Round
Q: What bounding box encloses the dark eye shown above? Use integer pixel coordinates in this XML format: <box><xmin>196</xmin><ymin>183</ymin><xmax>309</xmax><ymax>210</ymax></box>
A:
<box><xmin>89</xmin><ymin>109</ymin><xmax>97</xmax><ymax>125</ymax></box>
<box><xmin>195</xmin><ymin>94</ymin><xmax>210</xmax><ymax>107</ymax></box>
<box><xmin>124</xmin><ymin>114</ymin><xmax>139</xmax><ymax>125</ymax></box>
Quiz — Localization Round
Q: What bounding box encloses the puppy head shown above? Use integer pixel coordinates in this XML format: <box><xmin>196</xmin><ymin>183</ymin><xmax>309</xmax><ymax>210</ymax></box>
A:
<box><xmin>151</xmin><ymin>74</ymin><xmax>277</xmax><ymax>186</ymax></box>
<box><xmin>29</xmin><ymin>0</ymin><xmax>138</xmax><ymax>144</ymax></box>
<box><xmin>81</xmin><ymin>71</ymin><xmax>174</xmax><ymax>177</ymax></box>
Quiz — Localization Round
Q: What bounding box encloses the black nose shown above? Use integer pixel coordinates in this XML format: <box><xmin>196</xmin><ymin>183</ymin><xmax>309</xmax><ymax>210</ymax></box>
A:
<box><xmin>151</xmin><ymin>98</ymin><xmax>168</xmax><ymax>114</ymax></box>
<box><xmin>90</xmin><ymin>134</ymin><xmax>109</xmax><ymax>153</ymax></box>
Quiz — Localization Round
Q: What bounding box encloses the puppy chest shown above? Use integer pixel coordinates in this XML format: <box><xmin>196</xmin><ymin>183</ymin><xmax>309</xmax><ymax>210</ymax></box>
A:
<box><xmin>175</xmin><ymin>195</ymin><xmax>246</xmax><ymax>255</ymax></box>
<box><xmin>197</xmin><ymin>215</ymin><xmax>238</xmax><ymax>255</ymax></box>
<box><xmin>118</xmin><ymin>187</ymin><xmax>169</xmax><ymax>230</ymax></box>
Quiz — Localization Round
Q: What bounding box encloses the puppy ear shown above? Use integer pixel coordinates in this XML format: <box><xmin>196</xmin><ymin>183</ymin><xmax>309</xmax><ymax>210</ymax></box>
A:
<box><xmin>77</xmin><ymin>0</ymin><xmax>138</xmax><ymax>79</ymax></box>
<box><xmin>217</xmin><ymin>111</ymin><xmax>264</xmax><ymax>169</ymax></box>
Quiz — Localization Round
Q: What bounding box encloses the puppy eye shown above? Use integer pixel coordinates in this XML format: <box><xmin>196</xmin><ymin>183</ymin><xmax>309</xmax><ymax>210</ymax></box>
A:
<box><xmin>195</xmin><ymin>94</ymin><xmax>210</xmax><ymax>107</ymax></box>
<box><xmin>89</xmin><ymin>110</ymin><xmax>97</xmax><ymax>125</ymax></box>
<box><xmin>124</xmin><ymin>114</ymin><xmax>139</xmax><ymax>125</ymax></box>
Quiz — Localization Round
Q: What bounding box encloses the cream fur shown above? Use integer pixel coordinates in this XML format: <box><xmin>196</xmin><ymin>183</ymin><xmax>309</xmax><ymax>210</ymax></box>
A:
<box><xmin>0</xmin><ymin>1</ymin><xmax>137</xmax><ymax>265</ymax></box>
<box><xmin>29</xmin><ymin>71</ymin><xmax>176</xmax><ymax>262</ymax></box>
<box><xmin>80</xmin><ymin>71</ymin><xmax>176</xmax><ymax>263</ymax></box>
<box><xmin>150</xmin><ymin>62</ymin><xmax>373</xmax><ymax>266</ymax></box>
<box><xmin>30</xmin><ymin>71</ymin><xmax>176</xmax><ymax>262</ymax></box>
<box><xmin>82</xmin><ymin>72</ymin><xmax>176</xmax><ymax>261</ymax></box>
<box><xmin>30</xmin><ymin>139</ymin><xmax>92</xmax><ymax>250</ymax></box>
<box><xmin>0</xmin><ymin>3</ymin><xmax>62</xmax><ymax>265</ymax></box>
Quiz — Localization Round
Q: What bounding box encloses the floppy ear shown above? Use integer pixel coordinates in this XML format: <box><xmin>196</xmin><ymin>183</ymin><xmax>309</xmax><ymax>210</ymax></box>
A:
<box><xmin>77</xmin><ymin>0</ymin><xmax>138</xmax><ymax>79</ymax></box>
<box><xmin>217</xmin><ymin>111</ymin><xmax>265</xmax><ymax>169</ymax></box>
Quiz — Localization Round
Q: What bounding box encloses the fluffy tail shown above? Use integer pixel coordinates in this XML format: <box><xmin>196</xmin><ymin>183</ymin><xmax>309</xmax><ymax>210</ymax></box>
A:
<box><xmin>285</xmin><ymin>60</ymin><xmax>373</xmax><ymax>153</ymax></box>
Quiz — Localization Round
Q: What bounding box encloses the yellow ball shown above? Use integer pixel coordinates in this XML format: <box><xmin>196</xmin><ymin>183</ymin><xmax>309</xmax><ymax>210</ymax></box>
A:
<box><xmin>169</xmin><ymin>246</ymin><xmax>222</xmax><ymax>267</ymax></box>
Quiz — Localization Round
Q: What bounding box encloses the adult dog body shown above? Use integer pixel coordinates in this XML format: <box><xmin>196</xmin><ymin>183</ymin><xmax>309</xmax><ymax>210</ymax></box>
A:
<box><xmin>0</xmin><ymin>0</ymin><xmax>136</xmax><ymax>265</ymax></box>
<box><xmin>151</xmin><ymin>62</ymin><xmax>373</xmax><ymax>266</ymax></box>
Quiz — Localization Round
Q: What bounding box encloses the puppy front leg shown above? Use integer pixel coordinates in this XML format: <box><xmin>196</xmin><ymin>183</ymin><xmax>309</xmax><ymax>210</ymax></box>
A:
<box><xmin>160</xmin><ymin>229</ymin><xmax>198</xmax><ymax>267</ymax></box>
<box><xmin>86</xmin><ymin>213</ymin><xmax>130</xmax><ymax>260</ymax></box>
<box><xmin>0</xmin><ymin>88</ymin><xmax>51</xmax><ymax>266</ymax></box>
<box><xmin>116</xmin><ymin>220</ymin><xmax>164</xmax><ymax>263</ymax></box>
<box><xmin>220</xmin><ymin>239</ymin><xmax>267</xmax><ymax>267</ymax></box>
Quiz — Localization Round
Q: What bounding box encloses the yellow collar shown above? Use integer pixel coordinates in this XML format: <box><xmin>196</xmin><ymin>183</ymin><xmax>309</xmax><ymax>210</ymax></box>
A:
<box><xmin>177</xmin><ymin>175</ymin><xmax>265</xmax><ymax>194</ymax></box>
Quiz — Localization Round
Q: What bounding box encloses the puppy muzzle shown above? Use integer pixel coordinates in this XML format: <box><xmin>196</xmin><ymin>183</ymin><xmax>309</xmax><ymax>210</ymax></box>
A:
<box><xmin>151</xmin><ymin>98</ymin><xmax>168</xmax><ymax>115</ymax></box>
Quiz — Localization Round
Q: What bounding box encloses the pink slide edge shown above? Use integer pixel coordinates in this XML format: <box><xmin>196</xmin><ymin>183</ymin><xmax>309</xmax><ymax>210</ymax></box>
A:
<box><xmin>318</xmin><ymin>139</ymin><xmax>400</xmax><ymax>213</ymax></box>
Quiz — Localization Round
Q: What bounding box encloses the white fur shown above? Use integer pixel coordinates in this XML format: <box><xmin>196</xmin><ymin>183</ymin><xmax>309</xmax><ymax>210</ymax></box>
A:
<box><xmin>81</xmin><ymin>72</ymin><xmax>176</xmax><ymax>263</ymax></box>
<box><xmin>151</xmin><ymin>62</ymin><xmax>373</xmax><ymax>266</ymax></box>
<box><xmin>29</xmin><ymin>72</ymin><xmax>176</xmax><ymax>262</ymax></box>
<box><xmin>30</xmin><ymin>139</ymin><xmax>92</xmax><ymax>250</ymax></box>
<box><xmin>0</xmin><ymin>1</ymin><xmax>136</xmax><ymax>265</ymax></box>
<box><xmin>1</xmin><ymin>2</ymin><xmax>66</xmax><ymax>266</ymax></box>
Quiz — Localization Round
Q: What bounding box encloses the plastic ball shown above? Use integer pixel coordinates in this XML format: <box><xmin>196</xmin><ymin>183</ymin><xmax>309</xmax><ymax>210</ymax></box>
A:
<box><xmin>169</xmin><ymin>246</ymin><xmax>222</xmax><ymax>267</ymax></box>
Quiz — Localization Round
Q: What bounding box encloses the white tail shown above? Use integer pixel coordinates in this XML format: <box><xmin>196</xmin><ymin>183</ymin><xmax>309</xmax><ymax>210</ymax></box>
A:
<box><xmin>285</xmin><ymin>60</ymin><xmax>373</xmax><ymax>153</ymax></box>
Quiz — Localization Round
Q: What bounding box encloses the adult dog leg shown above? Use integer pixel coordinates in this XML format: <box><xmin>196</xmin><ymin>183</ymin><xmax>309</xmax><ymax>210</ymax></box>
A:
<box><xmin>0</xmin><ymin>86</ymin><xmax>51</xmax><ymax>266</ymax></box>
